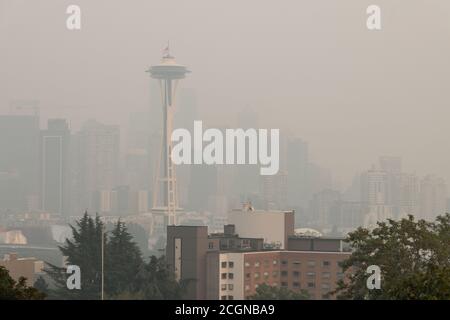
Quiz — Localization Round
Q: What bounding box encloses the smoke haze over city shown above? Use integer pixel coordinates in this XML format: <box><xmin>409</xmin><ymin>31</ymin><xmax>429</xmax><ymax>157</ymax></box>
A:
<box><xmin>1</xmin><ymin>0</ymin><xmax>450</xmax><ymax>305</ymax></box>
<box><xmin>2</xmin><ymin>0</ymin><xmax>450</xmax><ymax>185</ymax></box>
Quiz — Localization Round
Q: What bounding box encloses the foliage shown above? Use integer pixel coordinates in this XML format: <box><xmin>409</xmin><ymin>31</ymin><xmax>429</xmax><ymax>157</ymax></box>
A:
<box><xmin>249</xmin><ymin>283</ymin><xmax>309</xmax><ymax>300</ymax></box>
<box><xmin>45</xmin><ymin>212</ymin><xmax>185</xmax><ymax>300</ymax></box>
<box><xmin>45</xmin><ymin>212</ymin><xmax>104</xmax><ymax>299</ymax></box>
<box><xmin>132</xmin><ymin>255</ymin><xmax>188</xmax><ymax>300</ymax></box>
<box><xmin>335</xmin><ymin>213</ymin><xmax>450</xmax><ymax>300</ymax></box>
<box><xmin>0</xmin><ymin>266</ymin><xmax>46</xmax><ymax>300</ymax></box>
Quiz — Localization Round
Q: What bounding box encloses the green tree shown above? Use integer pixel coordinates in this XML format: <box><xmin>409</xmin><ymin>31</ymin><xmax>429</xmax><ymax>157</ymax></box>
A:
<box><xmin>133</xmin><ymin>255</ymin><xmax>188</xmax><ymax>300</ymax></box>
<box><xmin>45</xmin><ymin>212</ymin><xmax>104</xmax><ymax>300</ymax></box>
<box><xmin>249</xmin><ymin>284</ymin><xmax>309</xmax><ymax>300</ymax></box>
<box><xmin>105</xmin><ymin>220</ymin><xmax>143</xmax><ymax>297</ymax></box>
<box><xmin>45</xmin><ymin>213</ymin><xmax>183</xmax><ymax>300</ymax></box>
<box><xmin>0</xmin><ymin>266</ymin><xmax>46</xmax><ymax>300</ymax></box>
<box><xmin>335</xmin><ymin>213</ymin><xmax>450</xmax><ymax>300</ymax></box>
<box><xmin>33</xmin><ymin>276</ymin><xmax>49</xmax><ymax>295</ymax></box>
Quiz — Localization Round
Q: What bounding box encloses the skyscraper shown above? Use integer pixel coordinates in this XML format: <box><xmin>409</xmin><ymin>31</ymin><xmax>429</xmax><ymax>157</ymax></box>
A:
<box><xmin>40</xmin><ymin>119</ymin><xmax>71</xmax><ymax>215</ymax></box>
<box><xmin>420</xmin><ymin>175</ymin><xmax>447</xmax><ymax>221</ymax></box>
<box><xmin>0</xmin><ymin>103</ymin><xmax>40</xmax><ymax>212</ymax></box>
<box><xmin>75</xmin><ymin>119</ymin><xmax>120</xmax><ymax>213</ymax></box>
<box><xmin>286</xmin><ymin>138</ymin><xmax>309</xmax><ymax>208</ymax></box>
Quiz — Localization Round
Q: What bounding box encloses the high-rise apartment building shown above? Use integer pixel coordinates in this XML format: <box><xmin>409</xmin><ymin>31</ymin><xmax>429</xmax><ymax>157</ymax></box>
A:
<box><xmin>420</xmin><ymin>175</ymin><xmax>447</xmax><ymax>221</ymax></box>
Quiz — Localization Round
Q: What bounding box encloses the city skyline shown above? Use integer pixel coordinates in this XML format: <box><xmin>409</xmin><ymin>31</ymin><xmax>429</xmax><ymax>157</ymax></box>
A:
<box><xmin>2</xmin><ymin>1</ymin><xmax>450</xmax><ymax>187</ymax></box>
<box><xmin>1</xmin><ymin>1</ymin><xmax>450</xmax><ymax>304</ymax></box>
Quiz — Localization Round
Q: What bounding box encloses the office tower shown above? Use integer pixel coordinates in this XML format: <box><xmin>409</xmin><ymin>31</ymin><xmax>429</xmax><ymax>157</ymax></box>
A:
<box><xmin>260</xmin><ymin>170</ymin><xmax>288</xmax><ymax>210</ymax></box>
<box><xmin>309</xmin><ymin>189</ymin><xmax>341</xmax><ymax>230</ymax></box>
<box><xmin>232</xmin><ymin>108</ymin><xmax>260</xmax><ymax>198</ymax></box>
<box><xmin>188</xmin><ymin>165</ymin><xmax>218</xmax><ymax>212</ymax></box>
<box><xmin>286</xmin><ymin>138</ymin><xmax>309</xmax><ymax>207</ymax></box>
<box><xmin>379</xmin><ymin>156</ymin><xmax>402</xmax><ymax>208</ymax></box>
<box><xmin>147</xmin><ymin>48</ymin><xmax>190</xmax><ymax>227</ymax></box>
<box><xmin>361</xmin><ymin>165</ymin><xmax>393</xmax><ymax>228</ymax></box>
<box><xmin>0</xmin><ymin>103</ymin><xmax>40</xmax><ymax>212</ymax></box>
<box><xmin>396</xmin><ymin>173</ymin><xmax>419</xmax><ymax>218</ymax></box>
<box><xmin>40</xmin><ymin>119</ymin><xmax>71</xmax><ymax>215</ymax></box>
<box><xmin>420</xmin><ymin>175</ymin><xmax>447</xmax><ymax>221</ymax></box>
<box><xmin>75</xmin><ymin>120</ymin><xmax>120</xmax><ymax>213</ymax></box>
<box><xmin>174</xmin><ymin>88</ymin><xmax>198</xmax><ymax>207</ymax></box>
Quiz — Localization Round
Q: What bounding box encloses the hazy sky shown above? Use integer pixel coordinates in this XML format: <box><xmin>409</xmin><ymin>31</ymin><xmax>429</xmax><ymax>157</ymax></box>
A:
<box><xmin>1</xmin><ymin>0</ymin><xmax>450</xmax><ymax>187</ymax></box>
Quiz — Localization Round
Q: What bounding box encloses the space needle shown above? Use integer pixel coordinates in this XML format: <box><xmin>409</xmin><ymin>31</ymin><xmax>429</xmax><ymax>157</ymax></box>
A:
<box><xmin>147</xmin><ymin>45</ymin><xmax>190</xmax><ymax>228</ymax></box>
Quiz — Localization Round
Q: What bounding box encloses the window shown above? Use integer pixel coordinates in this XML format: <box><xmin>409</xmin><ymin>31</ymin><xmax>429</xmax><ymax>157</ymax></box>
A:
<box><xmin>208</xmin><ymin>242</ymin><xmax>214</xmax><ymax>249</ymax></box>
<box><xmin>322</xmin><ymin>261</ymin><xmax>331</xmax><ymax>267</ymax></box>
<box><xmin>228</xmin><ymin>273</ymin><xmax>234</xmax><ymax>280</ymax></box>
<box><xmin>228</xmin><ymin>261</ymin><xmax>234</xmax><ymax>268</ymax></box>
<box><xmin>245</xmin><ymin>285</ymin><xmax>250</xmax><ymax>291</ymax></box>
<box><xmin>263</xmin><ymin>271</ymin><xmax>269</xmax><ymax>279</ymax></box>
<box><xmin>246</xmin><ymin>273</ymin><xmax>251</xmax><ymax>279</ymax></box>
<box><xmin>255</xmin><ymin>284</ymin><xmax>259</xmax><ymax>289</ymax></box>
<box><xmin>321</xmin><ymin>283</ymin><xmax>331</xmax><ymax>291</ymax></box>
<box><xmin>221</xmin><ymin>284</ymin><xmax>227</xmax><ymax>291</ymax></box>
<box><xmin>307</xmin><ymin>272</ymin><xmax>316</xmax><ymax>278</ymax></box>
<box><xmin>307</xmin><ymin>282</ymin><xmax>315</xmax><ymax>288</ymax></box>
<box><xmin>322</xmin><ymin>272</ymin><xmax>331</xmax><ymax>279</ymax></box>
<box><xmin>293</xmin><ymin>271</ymin><xmax>300</xmax><ymax>278</ymax></box>
<box><xmin>337</xmin><ymin>272</ymin><xmax>344</xmax><ymax>280</ymax></box>
<box><xmin>292</xmin><ymin>261</ymin><xmax>301</xmax><ymax>267</ymax></box>
<box><xmin>281</xmin><ymin>260</ymin><xmax>288</xmax><ymax>266</ymax></box>
<box><xmin>273</xmin><ymin>260</ymin><xmax>278</xmax><ymax>265</ymax></box>
<box><xmin>281</xmin><ymin>271</ymin><xmax>288</xmax><ymax>277</ymax></box>
<box><xmin>221</xmin><ymin>273</ymin><xmax>227</xmax><ymax>279</ymax></box>
<box><xmin>293</xmin><ymin>282</ymin><xmax>300</xmax><ymax>288</ymax></box>
<box><xmin>322</xmin><ymin>294</ymin><xmax>330</xmax><ymax>300</ymax></box>
<box><xmin>307</xmin><ymin>261</ymin><xmax>316</xmax><ymax>267</ymax></box>
<box><xmin>264</xmin><ymin>260</ymin><xmax>269</xmax><ymax>266</ymax></box>
<box><xmin>254</xmin><ymin>261</ymin><xmax>260</xmax><ymax>267</ymax></box>
<box><xmin>228</xmin><ymin>296</ymin><xmax>234</xmax><ymax>300</ymax></box>
<box><xmin>272</xmin><ymin>271</ymin><xmax>278</xmax><ymax>278</ymax></box>
<box><xmin>221</xmin><ymin>296</ymin><xmax>227</xmax><ymax>300</ymax></box>
<box><xmin>281</xmin><ymin>282</ymin><xmax>288</xmax><ymax>287</ymax></box>
<box><xmin>228</xmin><ymin>284</ymin><xmax>234</xmax><ymax>290</ymax></box>
<box><xmin>221</xmin><ymin>261</ymin><xmax>227</xmax><ymax>268</ymax></box>
<box><xmin>245</xmin><ymin>262</ymin><xmax>250</xmax><ymax>267</ymax></box>
<box><xmin>254</xmin><ymin>272</ymin><xmax>260</xmax><ymax>279</ymax></box>
<box><xmin>272</xmin><ymin>283</ymin><xmax>278</xmax><ymax>287</ymax></box>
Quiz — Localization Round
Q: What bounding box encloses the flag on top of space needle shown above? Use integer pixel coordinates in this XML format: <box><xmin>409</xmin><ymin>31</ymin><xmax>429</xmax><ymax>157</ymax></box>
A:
<box><xmin>163</xmin><ymin>43</ymin><xmax>171</xmax><ymax>58</ymax></box>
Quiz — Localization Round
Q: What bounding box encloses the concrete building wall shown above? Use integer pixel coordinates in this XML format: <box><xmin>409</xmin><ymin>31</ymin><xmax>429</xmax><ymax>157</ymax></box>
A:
<box><xmin>228</xmin><ymin>209</ymin><xmax>294</xmax><ymax>249</ymax></box>
<box><xmin>0</xmin><ymin>253</ymin><xmax>44</xmax><ymax>285</ymax></box>
<box><xmin>166</xmin><ymin>226</ymin><xmax>208</xmax><ymax>299</ymax></box>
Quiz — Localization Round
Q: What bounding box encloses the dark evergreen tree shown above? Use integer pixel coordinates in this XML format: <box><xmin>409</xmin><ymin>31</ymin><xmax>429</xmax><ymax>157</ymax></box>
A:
<box><xmin>33</xmin><ymin>276</ymin><xmax>49</xmax><ymax>295</ymax></box>
<box><xmin>45</xmin><ymin>212</ymin><xmax>104</xmax><ymax>300</ymax></box>
<box><xmin>45</xmin><ymin>212</ymin><xmax>185</xmax><ymax>300</ymax></box>
<box><xmin>133</xmin><ymin>255</ymin><xmax>187</xmax><ymax>300</ymax></box>
<box><xmin>105</xmin><ymin>220</ymin><xmax>143</xmax><ymax>297</ymax></box>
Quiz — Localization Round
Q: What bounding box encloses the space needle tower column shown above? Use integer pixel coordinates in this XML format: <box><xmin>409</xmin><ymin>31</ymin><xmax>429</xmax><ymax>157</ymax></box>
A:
<box><xmin>147</xmin><ymin>46</ymin><xmax>190</xmax><ymax>227</ymax></box>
